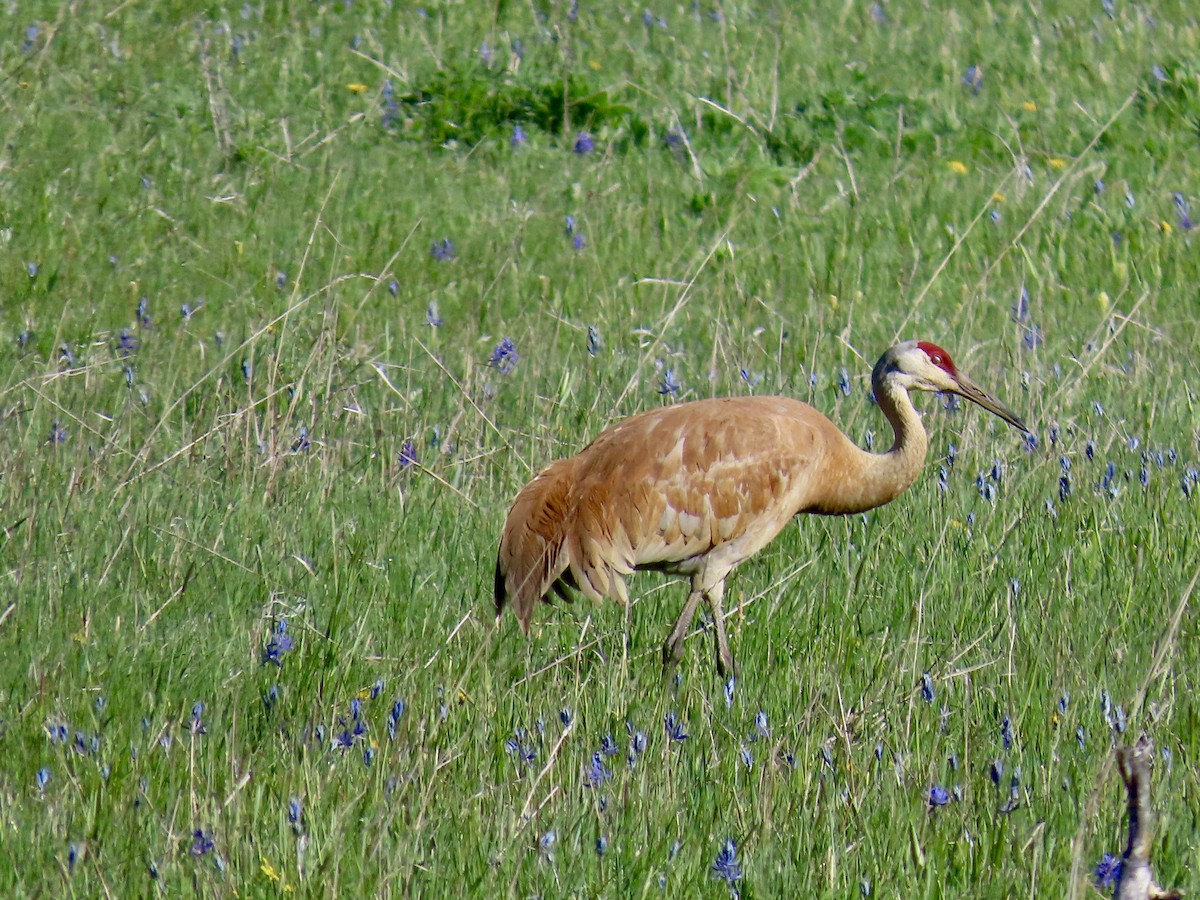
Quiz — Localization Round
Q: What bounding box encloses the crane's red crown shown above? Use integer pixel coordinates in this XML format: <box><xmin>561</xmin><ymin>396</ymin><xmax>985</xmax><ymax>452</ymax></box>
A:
<box><xmin>916</xmin><ymin>341</ymin><xmax>958</xmax><ymax>377</ymax></box>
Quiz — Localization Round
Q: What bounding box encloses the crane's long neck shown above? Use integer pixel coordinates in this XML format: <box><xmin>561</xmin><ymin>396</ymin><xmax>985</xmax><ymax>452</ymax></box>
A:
<box><xmin>818</xmin><ymin>370</ymin><xmax>929</xmax><ymax>515</ymax></box>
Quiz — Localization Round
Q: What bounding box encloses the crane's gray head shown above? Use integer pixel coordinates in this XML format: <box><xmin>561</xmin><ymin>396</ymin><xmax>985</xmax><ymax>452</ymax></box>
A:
<box><xmin>875</xmin><ymin>340</ymin><xmax>1030</xmax><ymax>433</ymax></box>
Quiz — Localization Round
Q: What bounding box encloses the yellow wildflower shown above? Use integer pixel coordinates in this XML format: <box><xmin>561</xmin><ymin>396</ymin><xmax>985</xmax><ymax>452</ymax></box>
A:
<box><xmin>261</xmin><ymin>857</ymin><xmax>294</xmax><ymax>892</ymax></box>
<box><xmin>1049</xmin><ymin>158</ymin><xmax>1067</xmax><ymax>169</ymax></box>
<box><xmin>992</xmin><ymin>192</ymin><xmax>1006</xmax><ymax>202</ymax></box>
<box><xmin>1022</xmin><ymin>101</ymin><xmax>1037</xmax><ymax>111</ymax></box>
<box><xmin>347</xmin><ymin>83</ymin><xmax>369</xmax><ymax>94</ymax></box>
<box><xmin>1158</xmin><ymin>220</ymin><xmax>1173</xmax><ymax>234</ymax></box>
<box><xmin>948</xmin><ymin>161</ymin><xmax>968</xmax><ymax>175</ymax></box>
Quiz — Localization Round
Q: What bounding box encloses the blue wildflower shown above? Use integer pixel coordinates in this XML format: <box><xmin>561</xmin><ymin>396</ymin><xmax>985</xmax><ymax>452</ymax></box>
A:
<box><xmin>711</xmin><ymin>839</ymin><xmax>743</xmax><ymax>884</ymax></box>
<box><xmin>398</xmin><ymin>440</ymin><xmax>418</xmax><ymax>468</ymax></box>
<box><xmin>559</xmin><ymin>707</ymin><xmax>573</xmax><ymax>727</ymax></box>
<box><xmin>838</xmin><ymin>367</ymin><xmax>851</xmax><ymax>396</ymax></box>
<box><xmin>962</xmin><ymin>65</ymin><xmax>983</xmax><ymax>93</ymax></box>
<box><xmin>754</xmin><ymin>710</ymin><xmax>770</xmax><ymax>739</ymax></box>
<box><xmin>505</xmin><ymin>733</ymin><xmax>537</xmax><ymax>766</ymax></box>
<box><xmin>1094</xmin><ymin>852</ymin><xmax>1122</xmax><ymax>889</ymax></box>
<box><xmin>1013</xmin><ymin>287</ymin><xmax>1030</xmax><ymax>321</ymax></box>
<box><xmin>724</xmin><ymin>676</ymin><xmax>736</xmax><ymax>707</ymax></box>
<box><xmin>820</xmin><ymin>745</ymin><xmax>834</xmax><ymax>770</ymax></box>
<box><xmin>921</xmin><ymin>671</ymin><xmax>935</xmax><ymax>703</ymax></box>
<box><xmin>573</xmin><ymin>131</ymin><xmax>594</xmax><ymax>154</ymax></box>
<box><xmin>426</xmin><ymin>299</ymin><xmax>443</xmax><ymax>326</ymax></box>
<box><xmin>587</xmin><ymin>325</ymin><xmax>601</xmax><ymax>356</ymax></box>
<box><xmin>583</xmin><ymin>752</ymin><xmax>612</xmax><ymax>788</ymax></box>
<box><xmin>260</xmin><ymin>624</ymin><xmax>290</xmax><ymax>667</ymax></box>
<box><xmin>48</xmin><ymin>421</ymin><xmax>69</xmax><ymax>445</ymax></box>
<box><xmin>288</xmin><ymin>797</ymin><xmax>302</xmax><ymax>825</ymax></box>
<box><xmin>36</xmin><ymin>767</ymin><xmax>50</xmax><ymax>791</ymax></box>
<box><xmin>626</xmin><ymin>721</ymin><xmax>647</xmax><ymax>762</ymax></box>
<box><xmin>664</xmin><ymin>712</ymin><xmax>688</xmax><ymax>743</ymax></box>
<box><xmin>572</xmin><ymin>233</ymin><xmax>587</xmax><ymax>251</ymax></box>
<box><xmin>595</xmin><ymin>835</ymin><xmax>607</xmax><ymax>855</ymax></box>
<box><xmin>430</xmin><ymin>238</ymin><xmax>456</xmax><ymax>261</ymax></box>
<box><xmin>599</xmin><ymin>733</ymin><xmax>619</xmax><ymax>756</ymax></box>
<box><xmin>117</xmin><ymin>328</ymin><xmax>139</xmax><ymax>356</ymax></box>
<box><xmin>658</xmin><ymin>368</ymin><xmax>680</xmax><ymax>396</ymax></box>
<box><xmin>388</xmin><ymin>700</ymin><xmax>405</xmax><ymax>739</ymax></box>
<box><xmin>191</xmin><ymin>702</ymin><xmax>207</xmax><ymax>735</ymax></box>
<box><xmin>190</xmin><ymin>830</ymin><xmax>214</xmax><ymax>857</ymax></box>
<box><xmin>740</xmin><ymin>745</ymin><xmax>753</xmax><ymax>769</ymax></box>
<box><xmin>291</xmin><ymin>426</ymin><xmax>310</xmax><ymax>453</ymax></box>
<box><xmin>1001</xmin><ymin>716</ymin><xmax>1013</xmax><ymax>750</ymax></box>
<box><xmin>511</xmin><ymin>125</ymin><xmax>527</xmax><ymax>149</ymax></box>
<box><xmin>928</xmin><ymin>785</ymin><xmax>950</xmax><ymax>807</ymax></box>
<box><xmin>1174</xmin><ymin>192</ymin><xmax>1193</xmax><ymax>231</ymax></box>
<box><xmin>488</xmin><ymin>337</ymin><xmax>519</xmax><ymax>374</ymax></box>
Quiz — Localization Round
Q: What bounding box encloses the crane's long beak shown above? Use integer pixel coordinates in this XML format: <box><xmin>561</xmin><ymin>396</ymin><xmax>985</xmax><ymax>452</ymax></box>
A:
<box><xmin>953</xmin><ymin>373</ymin><xmax>1030</xmax><ymax>433</ymax></box>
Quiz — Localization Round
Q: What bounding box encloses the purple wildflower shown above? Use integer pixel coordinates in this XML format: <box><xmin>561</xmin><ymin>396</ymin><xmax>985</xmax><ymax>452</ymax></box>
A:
<box><xmin>430</xmin><ymin>238</ymin><xmax>456</xmax><ymax>261</ymax></box>
<box><xmin>398</xmin><ymin>440</ymin><xmax>418</xmax><ymax>468</ymax></box>
<box><xmin>191</xmin><ymin>702</ymin><xmax>207</xmax><ymax>735</ymax></box>
<box><xmin>263</xmin><ymin>620</ymin><xmax>293</xmax><ymax>666</ymax></box>
<box><xmin>664</xmin><ymin>712</ymin><xmax>688</xmax><ymax>743</ymax></box>
<box><xmin>426</xmin><ymin>300</ymin><xmax>443</xmax><ymax>326</ymax></box>
<box><xmin>658</xmin><ymin>368</ymin><xmax>680</xmax><ymax>396</ymax></box>
<box><xmin>488</xmin><ymin>337</ymin><xmax>519</xmax><ymax>374</ymax></box>
<box><xmin>573</xmin><ymin>131</ymin><xmax>595</xmax><ymax>155</ymax></box>
<box><xmin>921</xmin><ymin>672</ymin><xmax>935</xmax><ymax>703</ymax></box>
<box><xmin>190</xmin><ymin>830</ymin><xmax>214</xmax><ymax>857</ymax></box>
<box><xmin>583</xmin><ymin>752</ymin><xmax>612</xmax><ymax>788</ymax></box>
<box><xmin>711</xmin><ymin>839</ymin><xmax>743</xmax><ymax>884</ymax></box>
<box><xmin>1094</xmin><ymin>853</ymin><xmax>1122</xmax><ymax>889</ymax></box>
<box><xmin>928</xmin><ymin>785</ymin><xmax>950</xmax><ymax>807</ymax></box>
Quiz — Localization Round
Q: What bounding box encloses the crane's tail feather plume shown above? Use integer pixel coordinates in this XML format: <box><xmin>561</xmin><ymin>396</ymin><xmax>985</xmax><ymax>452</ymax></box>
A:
<box><xmin>496</xmin><ymin>459</ymin><xmax>636</xmax><ymax>631</ymax></box>
<box><xmin>495</xmin><ymin>459</ymin><xmax>578</xmax><ymax>632</ymax></box>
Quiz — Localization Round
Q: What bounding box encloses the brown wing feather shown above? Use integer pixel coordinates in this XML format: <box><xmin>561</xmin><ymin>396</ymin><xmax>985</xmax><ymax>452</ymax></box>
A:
<box><xmin>497</xmin><ymin>395</ymin><xmax>855</xmax><ymax>628</ymax></box>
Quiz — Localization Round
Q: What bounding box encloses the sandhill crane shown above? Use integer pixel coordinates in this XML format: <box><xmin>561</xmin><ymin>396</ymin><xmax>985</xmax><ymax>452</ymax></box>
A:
<box><xmin>494</xmin><ymin>341</ymin><xmax>1030</xmax><ymax>675</ymax></box>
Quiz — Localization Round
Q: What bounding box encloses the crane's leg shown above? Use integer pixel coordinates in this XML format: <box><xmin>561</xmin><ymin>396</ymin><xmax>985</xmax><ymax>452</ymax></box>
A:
<box><xmin>662</xmin><ymin>589</ymin><xmax>703</xmax><ymax>668</ymax></box>
<box><xmin>704</xmin><ymin>580</ymin><xmax>736</xmax><ymax>677</ymax></box>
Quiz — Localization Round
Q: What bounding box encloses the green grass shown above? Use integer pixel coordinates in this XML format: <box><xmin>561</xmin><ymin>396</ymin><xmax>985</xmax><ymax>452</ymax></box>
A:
<box><xmin>2</xmin><ymin>1</ymin><xmax>1199</xmax><ymax>896</ymax></box>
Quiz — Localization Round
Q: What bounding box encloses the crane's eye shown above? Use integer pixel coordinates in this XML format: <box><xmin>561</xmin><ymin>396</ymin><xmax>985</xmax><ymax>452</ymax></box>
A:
<box><xmin>930</xmin><ymin>354</ymin><xmax>942</xmax><ymax>366</ymax></box>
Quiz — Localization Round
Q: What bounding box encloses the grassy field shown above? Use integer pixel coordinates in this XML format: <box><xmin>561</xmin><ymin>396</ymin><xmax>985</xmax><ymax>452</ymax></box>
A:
<box><xmin>2</xmin><ymin>1</ymin><xmax>1199</xmax><ymax>896</ymax></box>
